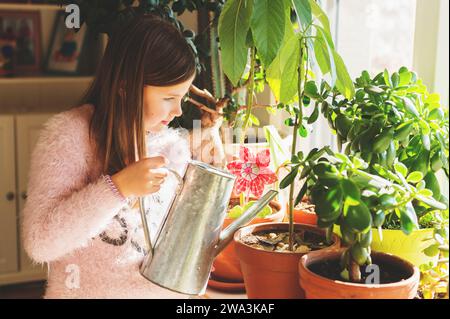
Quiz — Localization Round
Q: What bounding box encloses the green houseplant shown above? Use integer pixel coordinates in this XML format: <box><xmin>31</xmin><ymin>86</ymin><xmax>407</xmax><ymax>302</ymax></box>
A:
<box><xmin>217</xmin><ymin>0</ymin><xmax>355</xmax><ymax>298</ymax></box>
<box><xmin>297</xmin><ymin>151</ymin><xmax>447</xmax><ymax>298</ymax></box>
<box><xmin>313</xmin><ymin>67</ymin><xmax>449</xmax><ymax>268</ymax></box>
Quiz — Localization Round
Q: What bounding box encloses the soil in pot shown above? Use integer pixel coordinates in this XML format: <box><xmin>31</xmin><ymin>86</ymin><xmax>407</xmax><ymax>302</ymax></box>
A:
<box><xmin>299</xmin><ymin>249</ymin><xmax>420</xmax><ymax>299</ymax></box>
<box><xmin>241</xmin><ymin>227</ymin><xmax>329</xmax><ymax>253</ymax></box>
<box><xmin>308</xmin><ymin>258</ymin><xmax>410</xmax><ymax>284</ymax></box>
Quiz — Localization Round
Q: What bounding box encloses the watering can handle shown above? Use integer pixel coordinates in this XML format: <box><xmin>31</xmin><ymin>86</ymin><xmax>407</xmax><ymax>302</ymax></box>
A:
<box><xmin>138</xmin><ymin>167</ymin><xmax>184</xmax><ymax>256</ymax></box>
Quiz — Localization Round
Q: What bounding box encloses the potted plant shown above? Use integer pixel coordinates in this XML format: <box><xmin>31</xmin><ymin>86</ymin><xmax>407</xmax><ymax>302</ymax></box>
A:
<box><xmin>216</xmin><ymin>0</ymin><xmax>355</xmax><ymax>298</ymax></box>
<box><xmin>219</xmin><ymin>0</ymin><xmax>354</xmax><ymax>298</ymax></box>
<box><xmin>297</xmin><ymin>152</ymin><xmax>447</xmax><ymax>298</ymax></box>
<box><xmin>314</xmin><ymin>67</ymin><xmax>449</xmax><ymax>268</ymax></box>
<box><xmin>232</xmin><ymin>148</ymin><xmax>342</xmax><ymax>299</ymax></box>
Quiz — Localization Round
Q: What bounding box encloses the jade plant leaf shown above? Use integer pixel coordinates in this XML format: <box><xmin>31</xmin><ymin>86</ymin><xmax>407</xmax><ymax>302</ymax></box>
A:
<box><xmin>343</xmin><ymin>201</ymin><xmax>372</xmax><ymax>233</ymax></box>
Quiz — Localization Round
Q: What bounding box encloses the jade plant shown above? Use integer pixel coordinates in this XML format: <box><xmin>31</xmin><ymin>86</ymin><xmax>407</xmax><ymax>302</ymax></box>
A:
<box><xmin>308</xmin><ymin>67</ymin><xmax>449</xmax><ymax>240</ymax></box>
<box><xmin>314</xmin><ymin>66</ymin><xmax>448</xmax><ymax>195</ymax></box>
<box><xmin>301</xmin><ymin>151</ymin><xmax>447</xmax><ymax>282</ymax></box>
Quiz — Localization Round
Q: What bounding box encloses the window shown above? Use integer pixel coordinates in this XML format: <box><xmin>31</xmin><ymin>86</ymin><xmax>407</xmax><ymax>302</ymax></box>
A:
<box><xmin>329</xmin><ymin>0</ymin><xmax>417</xmax><ymax>77</ymax></box>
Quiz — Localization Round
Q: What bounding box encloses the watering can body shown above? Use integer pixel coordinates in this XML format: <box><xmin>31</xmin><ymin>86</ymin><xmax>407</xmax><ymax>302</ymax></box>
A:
<box><xmin>139</xmin><ymin>160</ymin><xmax>278</xmax><ymax>295</ymax></box>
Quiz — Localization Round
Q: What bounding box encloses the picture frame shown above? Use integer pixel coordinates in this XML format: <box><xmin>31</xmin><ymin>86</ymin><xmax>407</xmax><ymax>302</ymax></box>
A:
<box><xmin>0</xmin><ymin>10</ymin><xmax>41</xmax><ymax>75</ymax></box>
<box><xmin>45</xmin><ymin>11</ymin><xmax>88</xmax><ymax>75</ymax></box>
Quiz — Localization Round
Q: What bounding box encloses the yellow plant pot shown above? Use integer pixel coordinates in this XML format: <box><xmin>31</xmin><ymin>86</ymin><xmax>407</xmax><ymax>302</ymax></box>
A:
<box><xmin>334</xmin><ymin>226</ymin><xmax>438</xmax><ymax>267</ymax></box>
<box><xmin>371</xmin><ymin>228</ymin><xmax>438</xmax><ymax>267</ymax></box>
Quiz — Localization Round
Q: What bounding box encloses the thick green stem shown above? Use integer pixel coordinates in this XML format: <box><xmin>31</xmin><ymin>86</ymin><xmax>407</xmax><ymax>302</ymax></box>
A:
<box><xmin>288</xmin><ymin>119</ymin><xmax>299</xmax><ymax>250</ymax></box>
<box><xmin>288</xmin><ymin>38</ymin><xmax>305</xmax><ymax>251</ymax></box>
<box><xmin>241</xmin><ymin>47</ymin><xmax>257</xmax><ymax>144</ymax></box>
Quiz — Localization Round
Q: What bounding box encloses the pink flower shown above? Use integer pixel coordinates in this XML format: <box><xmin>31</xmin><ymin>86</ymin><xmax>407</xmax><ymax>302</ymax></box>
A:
<box><xmin>227</xmin><ymin>146</ymin><xmax>278</xmax><ymax>198</ymax></box>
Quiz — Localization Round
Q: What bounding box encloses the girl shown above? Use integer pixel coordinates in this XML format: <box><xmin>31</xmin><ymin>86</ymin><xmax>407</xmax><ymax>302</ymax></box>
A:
<box><xmin>22</xmin><ymin>14</ymin><xmax>205</xmax><ymax>298</ymax></box>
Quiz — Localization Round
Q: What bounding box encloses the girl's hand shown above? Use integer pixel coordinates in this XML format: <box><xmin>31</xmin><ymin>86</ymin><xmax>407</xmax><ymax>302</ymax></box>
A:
<box><xmin>111</xmin><ymin>156</ymin><xmax>168</xmax><ymax>197</ymax></box>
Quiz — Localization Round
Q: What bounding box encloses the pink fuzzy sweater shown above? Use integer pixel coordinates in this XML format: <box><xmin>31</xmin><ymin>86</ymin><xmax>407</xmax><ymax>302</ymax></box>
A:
<box><xmin>22</xmin><ymin>104</ymin><xmax>194</xmax><ymax>299</ymax></box>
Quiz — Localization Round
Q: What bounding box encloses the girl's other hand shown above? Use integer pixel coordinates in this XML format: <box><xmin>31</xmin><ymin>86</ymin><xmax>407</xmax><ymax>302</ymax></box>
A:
<box><xmin>111</xmin><ymin>156</ymin><xmax>168</xmax><ymax>197</ymax></box>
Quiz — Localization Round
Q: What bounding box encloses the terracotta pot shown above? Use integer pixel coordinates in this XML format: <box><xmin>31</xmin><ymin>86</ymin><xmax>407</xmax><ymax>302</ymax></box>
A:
<box><xmin>298</xmin><ymin>248</ymin><xmax>420</xmax><ymax>299</ymax></box>
<box><xmin>283</xmin><ymin>204</ymin><xmax>317</xmax><ymax>226</ymax></box>
<box><xmin>212</xmin><ymin>199</ymin><xmax>284</xmax><ymax>282</ymax></box>
<box><xmin>234</xmin><ymin>223</ymin><xmax>340</xmax><ymax>299</ymax></box>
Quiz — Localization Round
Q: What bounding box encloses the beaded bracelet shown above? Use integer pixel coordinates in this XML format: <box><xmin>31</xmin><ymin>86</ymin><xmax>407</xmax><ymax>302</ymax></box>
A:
<box><xmin>102</xmin><ymin>174</ymin><xmax>127</xmax><ymax>203</ymax></box>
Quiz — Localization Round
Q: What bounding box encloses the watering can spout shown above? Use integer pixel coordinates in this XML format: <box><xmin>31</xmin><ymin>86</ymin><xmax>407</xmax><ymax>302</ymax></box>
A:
<box><xmin>214</xmin><ymin>190</ymin><xmax>279</xmax><ymax>255</ymax></box>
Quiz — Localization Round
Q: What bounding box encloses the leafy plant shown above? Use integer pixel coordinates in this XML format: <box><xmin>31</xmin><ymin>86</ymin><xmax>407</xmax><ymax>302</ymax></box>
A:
<box><xmin>217</xmin><ymin>0</ymin><xmax>354</xmax><ymax>146</ymax></box>
<box><xmin>419</xmin><ymin>209</ymin><xmax>449</xmax><ymax>299</ymax></box>
<box><xmin>315</xmin><ymin>67</ymin><xmax>449</xmax><ymax>181</ymax></box>
<box><xmin>301</xmin><ymin>151</ymin><xmax>447</xmax><ymax>282</ymax></box>
<box><xmin>309</xmin><ymin>67</ymin><xmax>449</xmax><ymax>230</ymax></box>
<box><xmin>217</xmin><ymin>0</ymin><xmax>355</xmax><ymax>251</ymax></box>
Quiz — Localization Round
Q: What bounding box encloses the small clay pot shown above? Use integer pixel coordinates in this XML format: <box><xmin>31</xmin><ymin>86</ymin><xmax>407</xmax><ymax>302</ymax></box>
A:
<box><xmin>298</xmin><ymin>248</ymin><xmax>420</xmax><ymax>299</ymax></box>
<box><xmin>211</xmin><ymin>198</ymin><xmax>283</xmax><ymax>283</ymax></box>
<box><xmin>234</xmin><ymin>222</ymin><xmax>340</xmax><ymax>299</ymax></box>
<box><xmin>283</xmin><ymin>204</ymin><xmax>317</xmax><ymax>226</ymax></box>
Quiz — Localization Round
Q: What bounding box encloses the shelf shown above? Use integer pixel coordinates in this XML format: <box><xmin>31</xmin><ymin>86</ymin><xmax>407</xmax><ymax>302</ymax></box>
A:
<box><xmin>0</xmin><ymin>3</ymin><xmax>63</xmax><ymax>11</ymax></box>
<box><xmin>0</xmin><ymin>76</ymin><xmax>93</xmax><ymax>84</ymax></box>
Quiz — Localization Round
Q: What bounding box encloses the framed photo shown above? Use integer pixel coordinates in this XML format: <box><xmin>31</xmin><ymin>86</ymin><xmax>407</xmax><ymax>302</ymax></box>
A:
<box><xmin>45</xmin><ymin>11</ymin><xmax>87</xmax><ymax>75</ymax></box>
<box><xmin>0</xmin><ymin>10</ymin><xmax>41</xmax><ymax>75</ymax></box>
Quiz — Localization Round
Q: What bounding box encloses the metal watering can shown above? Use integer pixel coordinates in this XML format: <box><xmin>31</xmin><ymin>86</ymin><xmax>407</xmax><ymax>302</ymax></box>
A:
<box><xmin>138</xmin><ymin>160</ymin><xmax>278</xmax><ymax>295</ymax></box>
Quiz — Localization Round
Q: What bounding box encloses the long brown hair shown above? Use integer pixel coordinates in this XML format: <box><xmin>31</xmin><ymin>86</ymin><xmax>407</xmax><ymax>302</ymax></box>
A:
<box><xmin>83</xmin><ymin>14</ymin><xmax>196</xmax><ymax>175</ymax></box>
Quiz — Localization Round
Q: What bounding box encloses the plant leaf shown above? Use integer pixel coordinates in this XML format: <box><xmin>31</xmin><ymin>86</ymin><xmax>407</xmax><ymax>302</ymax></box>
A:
<box><xmin>307</xmin><ymin>105</ymin><xmax>320</xmax><ymax>124</ymax></box>
<box><xmin>406</xmin><ymin>171</ymin><xmax>424</xmax><ymax>184</ymax></box>
<box><xmin>333</xmin><ymin>49</ymin><xmax>355</xmax><ymax>99</ymax></box>
<box><xmin>308</xmin><ymin>0</ymin><xmax>331</xmax><ymax>35</ymax></box>
<box><xmin>394</xmin><ymin>162</ymin><xmax>408</xmax><ymax>177</ymax></box>
<box><xmin>280</xmin><ymin>166</ymin><xmax>299</xmax><ymax>189</ymax></box>
<box><xmin>218</xmin><ymin>0</ymin><xmax>254</xmax><ymax>86</ymax></box>
<box><xmin>251</xmin><ymin>0</ymin><xmax>286</xmax><ymax>66</ymax></box>
<box><xmin>343</xmin><ymin>202</ymin><xmax>372</xmax><ymax>233</ymax></box>
<box><xmin>304</xmin><ymin>81</ymin><xmax>321</xmax><ymax>98</ymax></box>
<box><xmin>399</xmin><ymin>202</ymin><xmax>419</xmax><ymax>235</ymax></box>
<box><xmin>267</xmin><ymin>32</ymin><xmax>300</xmax><ymax>103</ymax></box>
<box><xmin>341</xmin><ymin>179</ymin><xmax>361</xmax><ymax>205</ymax></box>
<box><xmin>315</xmin><ymin>26</ymin><xmax>336</xmax><ymax>87</ymax></box>
<box><xmin>291</xmin><ymin>0</ymin><xmax>312</xmax><ymax>30</ymax></box>
<box><xmin>295</xmin><ymin>181</ymin><xmax>309</xmax><ymax>206</ymax></box>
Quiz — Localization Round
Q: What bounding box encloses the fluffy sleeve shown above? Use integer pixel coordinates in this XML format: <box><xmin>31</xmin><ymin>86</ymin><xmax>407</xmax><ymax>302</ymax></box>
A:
<box><xmin>22</xmin><ymin>108</ymin><xmax>127</xmax><ymax>264</ymax></box>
